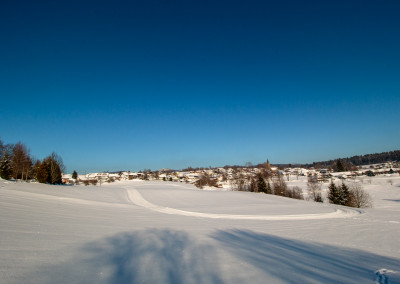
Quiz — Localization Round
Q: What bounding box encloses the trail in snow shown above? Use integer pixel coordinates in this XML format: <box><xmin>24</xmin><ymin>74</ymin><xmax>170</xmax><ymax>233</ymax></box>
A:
<box><xmin>126</xmin><ymin>188</ymin><xmax>363</xmax><ymax>220</ymax></box>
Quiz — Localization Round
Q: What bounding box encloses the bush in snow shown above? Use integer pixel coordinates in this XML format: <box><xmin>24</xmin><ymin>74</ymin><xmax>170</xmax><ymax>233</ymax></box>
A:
<box><xmin>287</xmin><ymin>186</ymin><xmax>304</xmax><ymax>200</ymax></box>
<box><xmin>307</xmin><ymin>175</ymin><xmax>323</xmax><ymax>202</ymax></box>
<box><xmin>272</xmin><ymin>174</ymin><xmax>288</xmax><ymax>196</ymax></box>
<box><xmin>348</xmin><ymin>183</ymin><xmax>373</xmax><ymax>208</ymax></box>
<box><xmin>195</xmin><ymin>173</ymin><xmax>217</xmax><ymax>189</ymax></box>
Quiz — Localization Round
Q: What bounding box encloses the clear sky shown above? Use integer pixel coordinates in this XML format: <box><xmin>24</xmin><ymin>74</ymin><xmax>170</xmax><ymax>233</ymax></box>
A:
<box><xmin>1</xmin><ymin>0</ymin><xmax>399</xmax><ymax>173</ymax></box>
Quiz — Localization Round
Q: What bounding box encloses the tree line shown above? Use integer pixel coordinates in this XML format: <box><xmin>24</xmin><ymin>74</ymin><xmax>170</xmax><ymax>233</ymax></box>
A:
<box><xmin>312</xmin><ymin>150</ymin><xmax>400</xmax><ymax>169</ymax></box>
<box><xmin>0</xmin><ymin>139</ymin><xmax>65</xmax><ymax>185</ymax></box>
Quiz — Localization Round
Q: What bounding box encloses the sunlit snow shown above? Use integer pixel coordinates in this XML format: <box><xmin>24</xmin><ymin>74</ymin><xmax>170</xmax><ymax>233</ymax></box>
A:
<box><xmin>0</xmin><ymin>176</ymin><xmax>399</xmax><ymax>283</ymax></box>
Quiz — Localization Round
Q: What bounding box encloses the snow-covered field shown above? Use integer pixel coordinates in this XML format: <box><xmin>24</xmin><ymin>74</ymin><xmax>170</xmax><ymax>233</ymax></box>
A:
<box><xmin>1</xmin><ymin>176</ymin><xmax>399</xmax><ymax>283</ymax></box>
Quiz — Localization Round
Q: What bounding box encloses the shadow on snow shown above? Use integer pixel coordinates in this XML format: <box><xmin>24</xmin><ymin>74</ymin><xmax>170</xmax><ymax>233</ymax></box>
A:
<box><xmin>44</xmin><ymin>229</ymin><xmax>223</xmax><ymax>284</ymax></box>
<box><xmin>37</xmin><ymin>229</ymin><xmax>399</xmax><ymax>284</ymax></box>
<box><xmin>212</xmin><ymin>230</ymin><xmax>400</xmax><ymax>284</ymax></box>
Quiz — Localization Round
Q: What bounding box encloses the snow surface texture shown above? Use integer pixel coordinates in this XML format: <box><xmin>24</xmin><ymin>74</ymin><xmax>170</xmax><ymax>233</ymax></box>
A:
<box><xmin>0</xmin><ymin>176</ymin><xmax>399</xmax><ymax>283</ymax></box>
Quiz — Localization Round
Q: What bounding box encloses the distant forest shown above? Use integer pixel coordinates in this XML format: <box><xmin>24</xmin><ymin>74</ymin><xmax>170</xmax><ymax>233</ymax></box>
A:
<box><xmin>310</xmin><ymin>150</ymin><xmax>400</xmax><ymax>169</ymax></box>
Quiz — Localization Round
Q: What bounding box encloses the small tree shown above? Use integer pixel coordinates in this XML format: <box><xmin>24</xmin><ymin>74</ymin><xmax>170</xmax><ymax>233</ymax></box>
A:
<box><xmin>257</xmin><ymin>174</ymin><xmax>268</xmax><ymax>194</ymax></box>
<box><xmin>11</xmin><ymin>142</ymin><xmax>31</xmax><ymax>180</ymax></box>
<box><xmin>339</xmin><ymin>182</ymin><xmax>350</xmax><ymax>206</ymax></box>
<box><xmin>289</xmin><ymin>186</ymin><xmax>304</xmax><ymax>200</ymax></box>
<box><xmin>272</xmin><ymin>174</ymin><xmax>288</xmax><ymax>196</ymax></box>
<box><xmin>44</xmin><ymin>153</ymin><xmax>63</xmax><ymax>184</ymax></box>
<box><xmin>348</xmin><ymin>183</ymin><xmax>372</xmax><ymax>208</ymax></box>
<box><xmin>308</xmin><ymin>175</ymin><xmax>322</xmax><ymax>202</ymax></box>
<box><xmin>0</xmin><ymin>152</ymin><xmax>12</xmax><ymax>180</ymax></box>
<box><xmin>328</xmin><ymin>181</ymin><xmax>340</xmax><ymax>204</ymax></box>
<box><xmin>36</xmin><ymin>160</ymin><xmax>49</xmax><ymax>183</ymax></box>
<box><xmin>72</xmin><ymin>170</ymin><xmax>78</xmax><ymax>180</ymax></box>
<box><xmin>334</xmin><ymin>160</ymin><xmax>345</xmax><ymax>172</ymax></box>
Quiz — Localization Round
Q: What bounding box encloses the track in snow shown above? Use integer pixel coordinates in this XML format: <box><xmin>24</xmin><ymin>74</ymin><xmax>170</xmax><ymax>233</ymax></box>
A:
<box><xmin>126</xmin><ymin>188</ymin><xmax>363</xmax><ymax>220</ymax></box>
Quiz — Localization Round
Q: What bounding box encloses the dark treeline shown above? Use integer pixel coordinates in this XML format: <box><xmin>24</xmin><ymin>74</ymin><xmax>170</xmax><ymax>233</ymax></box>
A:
<box><xmin>0</xmin><ymin>138</ymin><xmax>65</xmax><ymax>184</ymax></box>
<box><xmin>311</xmin><ymin>150</ymin><xmax>400</xmax><ymax>169</ymax></box>
<box><xmin>182</xmin><ymin>150</ymin><xmax>400</xmax><ymax>172</ymax></box>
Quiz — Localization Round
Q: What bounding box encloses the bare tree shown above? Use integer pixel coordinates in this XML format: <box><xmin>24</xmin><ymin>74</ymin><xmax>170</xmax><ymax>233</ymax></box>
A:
<box><xmin>293</xmin><ymin>186</ymin><xmax>304</xmax><ymax>200</ymax></box>
<box><xmin>349</xmin><ymin>182</ymin><xmax>372</xmax><ymax>208</ymax></box>
<box><xmin>307</xmin><ymin>175</ymin><xmax>323</xmax><ymax>202</ymax></box>
<box><xmin>272</xmin><ymin>174</ymin><xmax>288</xmax><ymax>196</ymax></box>
<box><xmin>287</xmin><ymin>186</ymin><xmax>304</xmax><ymax>200</ymax></box>
<box><xmin>230</xmin><ymin>170</ymin><xmax>249</xmax><ymax>191</ymax></box>
<box><xmin>11</xmin><ymin>142</ymin><xmax>31</xmax><ymax>180</ymax></box>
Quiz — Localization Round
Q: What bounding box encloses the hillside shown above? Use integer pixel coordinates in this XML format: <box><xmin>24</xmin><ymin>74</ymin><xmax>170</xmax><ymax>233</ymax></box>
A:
<box><xmin>0</xmin><ymin>175</ymin><xmax>399</xmax><ymax>283</ymax></box>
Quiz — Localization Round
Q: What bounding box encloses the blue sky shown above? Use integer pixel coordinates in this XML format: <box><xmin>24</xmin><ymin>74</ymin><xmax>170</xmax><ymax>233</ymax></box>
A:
<box><xmin>1</xmin><ymin>0</ymin><xmax>399</xmax><ymax>173</ymax></box>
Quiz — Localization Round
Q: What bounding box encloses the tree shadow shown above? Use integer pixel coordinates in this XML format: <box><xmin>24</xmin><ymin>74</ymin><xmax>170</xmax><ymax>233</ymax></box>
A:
<box><xmin>212</xmin><ymin>230</ymin><xmax>400</xmax><ymax>284</ymax></box>
<box><xmin>383</xmin><ymin>199</ymin><xmax>400</xmax><ymax>203</ymax></box>
<box><xmin>25</xmin><ymin>229</ymin><xmax>400</xmax><ymax>283</ymax></box>
<box><xmin>43</xmin><ymin>229</ymin><xmax>224</xmax><ymax>284</ymax></box>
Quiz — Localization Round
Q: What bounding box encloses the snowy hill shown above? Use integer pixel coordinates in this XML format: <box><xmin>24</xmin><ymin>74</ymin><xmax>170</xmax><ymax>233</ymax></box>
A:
<box><xmin>0</xmin><ymin>176</ymin><xmax>399</xmax><ymax>283</ymax></box>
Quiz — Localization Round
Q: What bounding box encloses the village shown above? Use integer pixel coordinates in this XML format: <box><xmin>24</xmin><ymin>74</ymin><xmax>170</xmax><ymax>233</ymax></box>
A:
<box><xmin>62</xmin><ymin>161</ymin><xmax>400</xmax><ymax>188</ymax></box>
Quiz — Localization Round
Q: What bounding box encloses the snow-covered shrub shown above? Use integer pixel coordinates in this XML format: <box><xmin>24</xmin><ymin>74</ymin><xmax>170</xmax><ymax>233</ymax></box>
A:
<box><xmin>348</xmin><ymin>183</ymin><xmax>372</xmax><ymax>208</ymax></box>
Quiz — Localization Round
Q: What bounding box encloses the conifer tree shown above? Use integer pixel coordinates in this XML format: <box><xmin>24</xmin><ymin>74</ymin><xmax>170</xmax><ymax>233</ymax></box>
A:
<box><xmin>339</xmin><ymin>182</ymin><xmax>350</xmax><ymax>206</ymax></box>
<box><xmin>0</xmin><ymin>152</ymin><xmax>12</xmax><ymax>180</ymax></box>
<box><xmin>328</xmin><ymin>181</ymin><xmax>339</xmax><ymax>204</ymax></box>
<box><xmin>36</xmin><ymin>161</ymin><xmax>48</xmax><ymax>183</ymax></box>
<box><xmin>44</xmin><ymin>153</ymin><xmax>63</xmax><ymax>184</ymax></box>
<box><xmin>257</xmin><ymin>174</ymin><xmax>268</xmax><ymax>194</ymax></box>
<box><xmin>72</xmin><ymin>170</ymin><xmax>78</xmax><ymax>179</ymax></box>
<box><xmin>335</xmin><ymin>160</ymin><xmax>345</xmax><ymax>172</ymax></box>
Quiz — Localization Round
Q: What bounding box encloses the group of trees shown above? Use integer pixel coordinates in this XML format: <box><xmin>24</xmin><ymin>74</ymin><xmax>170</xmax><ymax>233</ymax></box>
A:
<box><xmin>230</xmin><ymin>162</ymin><xmax>303</xmax><ymax>200</ymax></box>
<box><xmin>327</xmin><ymin>181</ymin><xmax>372</xmax><ymax>208</ymax></box>
<box><xmin>195</xmin><ymin>173</ymin><xmax>218</xmax><ymax>189</ymax></box>
<box><xmin>0</xmin><ymin>139</ymin><xmax>64</xmax><ymax>185</ymax></box>
<box><xmin>0</xmin><ymin>141</ymin><xmax>32</xmax><ymax>180</ymax></box>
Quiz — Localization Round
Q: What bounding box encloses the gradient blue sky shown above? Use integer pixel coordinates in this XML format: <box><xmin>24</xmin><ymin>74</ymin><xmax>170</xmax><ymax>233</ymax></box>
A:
<box><xmin>1</xmin><ymin>0</ymin><xmax>399</xmax><ymax>173</ymax></box>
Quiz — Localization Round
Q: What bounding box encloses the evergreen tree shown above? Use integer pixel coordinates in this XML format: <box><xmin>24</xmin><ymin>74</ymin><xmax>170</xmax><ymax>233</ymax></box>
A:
<box><xmin>328</xmin><ymin>180</ymin><xmax>351</xmax><ymax>206</ymax></box>
<box><xmin>0</xmin><ymin>152</ymin><xmax>12</xmax><ymax>180</ymax></box>
<box><xmin>335</xmin><ymin>160</ymin><xmax>345</xmax><ymax>172</ymax></box>
<box><xmin>328</xmin><ymin>181</ymin><xmax>340</xmax><ymax>204</ymax></box>
<box><xmin>44</xmin><ymin>154</ymin><xmax>62</xmax><ymax>184</ymax></box>
<box><xmin>36</xmin><ymin>161</ymin><xmax>48</xmax><ymax>183</ymax></box>
<box><xmin>257</xmin><ymin>175</ymin><xmax>268</xmax><ymax>194</ymax></box>
<box><xmin>339</xmin><ymin>182</ymin><xmax>350</xmax><ymax>206</ymax></box>
<box><xmin>72</xmin><ymin>170</ymin><xmax>78</xmax><ymax>179</ymax></box>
